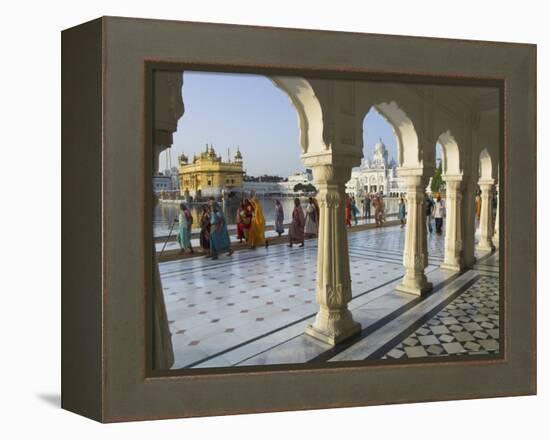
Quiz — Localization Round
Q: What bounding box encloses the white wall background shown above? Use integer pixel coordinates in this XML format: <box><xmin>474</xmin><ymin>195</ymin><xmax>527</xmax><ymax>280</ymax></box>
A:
<box><xmin>0</xmin><ymin>0</ymin><xmax>547</xmax><ymax>437</ymax></box>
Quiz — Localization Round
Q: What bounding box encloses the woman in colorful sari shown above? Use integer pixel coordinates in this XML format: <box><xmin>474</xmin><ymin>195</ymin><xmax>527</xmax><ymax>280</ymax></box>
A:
<box><xmin>398</xmin><ymin>197</ymin><xmax>407</xmax><ymax>228</ymax></box>
<box><xmin>177</xmin><ymin>202</ymin><xmax>194</xmax><ymax>254</ymax></box>
<box><xmin>241</xmin><ymin>199</ymin><xmax>253</xmax><ymax>241</ymax></box>
<box><xmin>199</xmin><ymin>204</ymin><xmax>211</xmax><ymax>255</ymax></box>
<box><xmin>304</xmin><ymin>197</ymin><xmax>318</xmax><ymax>238</ymax></box>
<box><xmin>373</xmin><ymin>196</ymin><xmax>382</xmax><ymax>227</ymax></box>
<box><xmin>345</xmin><ymin>195</ymin><xmax>352</xmax><ymax>227</ymax></box>
<box><xmin>209</xmin><ymin>201</ymin><xmax>233</xmax><ymax>260</ymax></box>
<box><xmin>379</xmin><ymin>195</ymin><xmax>386</xmax><ymax>225</ymax></box>
<box><xmin>274</xmin><ymin>200</ymin><xmax>285</xmax><ymax>236</ymax></box>
<box><xmin>247</xmin><ymin>193</ymin><xmax>268</xmax><ymax>249</ymax></box>
<box><xmin>236</xmin><ymin>201</ymin><xmax>247</xmax><ymax>243</ymax></box>
<box><xmin>351</xmin><ymin>197</ymin><xmax>359</xmax><ymax>225</ymax></box>
<box><xmin>288</xmin><ymin>198</ymin><xmax>305</xmax><ymax>247</ymax></box>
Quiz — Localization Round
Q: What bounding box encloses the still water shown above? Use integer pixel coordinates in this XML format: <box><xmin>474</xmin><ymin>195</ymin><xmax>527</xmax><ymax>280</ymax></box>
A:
<box><xmin>153</xmin><ymin>195</ymin><xmax>400</xmax><ymax>238</ymax></box>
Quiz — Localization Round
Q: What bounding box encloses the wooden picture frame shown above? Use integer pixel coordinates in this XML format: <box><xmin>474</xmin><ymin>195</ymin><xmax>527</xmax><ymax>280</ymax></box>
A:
<box><xmin>61</xmin><ymin>16</ymin><xmax>536</xmax><ymax>422</ymax></box>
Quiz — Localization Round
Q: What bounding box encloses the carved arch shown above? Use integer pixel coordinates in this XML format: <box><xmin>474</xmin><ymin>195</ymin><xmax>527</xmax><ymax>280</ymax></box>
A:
<box><xmin>437</xmin><ymin>130</ymin><xmax>462</xmax><ymax>176</ymax></box>
<box><xmin>479</xmin><ymin>148</ymin><xmax>493</xmax><ymax>181</ymax></box>
<box><xmin>269</xmin><ymin>76</ymin><xmax>326</xmax><ymax>154</ymax></box>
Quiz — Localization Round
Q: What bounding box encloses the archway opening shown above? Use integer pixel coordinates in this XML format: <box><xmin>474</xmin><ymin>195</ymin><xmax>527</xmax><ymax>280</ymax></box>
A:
<box><xmin>153</xmin><ymin>70</ymin><xmax>332</xmax><ymax>369</ymax></box>
<box><xmin>154</xmin><ymin>71</ymin><xmax>308</xmax><ymax>238</ymax></box>
<box><xmin>349</xmin><ymin>106</ymin><xmax>403</xmax><ymax>225</ymax></box>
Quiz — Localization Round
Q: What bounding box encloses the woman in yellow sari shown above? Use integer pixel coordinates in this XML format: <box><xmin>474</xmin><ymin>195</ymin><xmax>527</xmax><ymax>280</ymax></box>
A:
<box><xmin>247</xmin><ymin>194</ymin><xmax>268</xmax><ymax>249</ymax></box>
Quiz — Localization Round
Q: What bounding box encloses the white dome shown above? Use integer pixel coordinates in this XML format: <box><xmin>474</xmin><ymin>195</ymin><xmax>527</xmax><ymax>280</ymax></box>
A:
<box><xmin>374</xmin><ymin>138</ymin><xmax>387</xmax><ymax>153</ymax></box>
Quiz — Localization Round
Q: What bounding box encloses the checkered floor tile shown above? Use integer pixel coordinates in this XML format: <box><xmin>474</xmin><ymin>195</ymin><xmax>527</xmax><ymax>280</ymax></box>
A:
<box><xmin>380</xmin><ymin>275</ymin><xmax>500</xmax><ymax>359</ymax></box>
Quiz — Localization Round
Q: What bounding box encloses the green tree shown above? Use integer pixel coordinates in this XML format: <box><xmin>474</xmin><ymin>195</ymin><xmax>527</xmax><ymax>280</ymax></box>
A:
<box><xmin>293</xmin><ymin>183</ymin><xmax>317</xmax><ymax>194</ymax></box>
<box><xmin>431</xmin><ymin>160</ymin><xmax>443</xmax><ymax>193</ymax></box>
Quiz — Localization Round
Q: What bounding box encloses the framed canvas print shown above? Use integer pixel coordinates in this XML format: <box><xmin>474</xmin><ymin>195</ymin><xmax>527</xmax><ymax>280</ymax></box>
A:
<box><xmin>61</xmin><ymin>16</ymin><xmax>536</xmax><ymax>422</ymax></box>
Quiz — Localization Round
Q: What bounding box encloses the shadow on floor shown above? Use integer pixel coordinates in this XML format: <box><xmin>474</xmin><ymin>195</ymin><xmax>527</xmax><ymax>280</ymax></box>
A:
<box><xmin>37</xmin><ymin>393</ymin><xmax>61</xmax><ymax>408</ymax></box>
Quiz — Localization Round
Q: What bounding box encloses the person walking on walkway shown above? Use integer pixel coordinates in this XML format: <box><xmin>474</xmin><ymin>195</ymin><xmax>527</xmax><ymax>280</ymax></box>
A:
<box><xmin>345</xmin><ymin>194</ymin><xmax>352</xmax><ymax>227</ymax></box>
<box><xmin>240</xmin><ymin>199</ymin><xmax>253</xmax><ymax>241</ymax></box>
<box><xmin>274</xmin><ymin>199</ymin><xmax>285</xmax><ymax>237</ymax></box>
<box><xmin>364</xmin><ymin>195</ymin><xmax>371</xmax><ymax>221</ymax></box>
<box><xmin>351</xmin><ymin>196</ymin><xmax>359</xmax><ymax>225</ymax></box>
<box><xmin>247</xmin><ymin>192</ymin><xmax>268</xmax><ymax>249</ymax></box>
<box><xmin>379</xmin><ymin>194</ymin><xmax>386</xmax><ymax>225</ymax></box>
<box><xmin>373</xmin><ymin>195</ymin><xmax>381</xmax><ymax>227</ymax></box>
<box><xmin>304</xmin><ymin>197</ymin><xmax>318</xmax><ymax>238</ymax></box>
<box><xmin>398</xmin><ymin>196</ymin><xmax>407</xmax><ymax>228</ymax></box>
<box><xmin>208</xmin><ymin>201</ymin><xmax>233</xmax><ymax>260</ymax></box>
<box><xmin>434</xmin><ymin>194</ymin><xmax>446</xmax><ymax>235</ymax></box>
<box><xmin>199</xmin><ymin>204</ymin><xmax>211</xmax><ymax>256</ymax></box>
<box><xmin>236</xmin><ymin>200</ymin><xmax>247</xmax><ymax>243</ymax></box>
<box><xmin>177</xmin><ymin>202</ymin><xmax>194</xmax><ymax>254</ymax></box>
<box><xmin>426</xmin><ymin>193</ymin><xmax>435</xmax><ymax>233</ymax></box>
<box><xmin>288</xmin><ymin>198</ymin><xmax>305</xmax><ymax>247</ymax></box>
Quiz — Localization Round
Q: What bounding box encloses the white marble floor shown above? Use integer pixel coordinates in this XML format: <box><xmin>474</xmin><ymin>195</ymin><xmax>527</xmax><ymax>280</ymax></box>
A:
<box><xmin>158</xmin><ymin>224</ymin><xmax>499</xmax><ymax>369</ymax></box>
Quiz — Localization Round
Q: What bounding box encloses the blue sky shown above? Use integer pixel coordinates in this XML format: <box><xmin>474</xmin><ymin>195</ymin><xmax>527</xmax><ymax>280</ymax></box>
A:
<box><xmin>167</xmin><ymin>71</ymin><xmax>399</xmax><ymax>175</ymax></box>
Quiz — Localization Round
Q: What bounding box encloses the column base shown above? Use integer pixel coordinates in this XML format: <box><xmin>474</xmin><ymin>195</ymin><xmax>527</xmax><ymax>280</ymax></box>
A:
<box><xmin>477</xmin><ymin>242</ymin><xmax>494</xmax><ymax>252</ymax></box>
<box><xmin>395</xmin><ymin>280</ymin><xmax>433</xmax><ymax>296</ymax></box>
<box><xmin>492</xmin><ymin>235</ymin><xmax>500</xmax><ymax>248</ymax></box>
<box><xmin>440</xmin><ymin>262</ymin><xmax>463</xmax><ymax>272</ymax></box>
<box><xmin>306</xmin><ymin>320</ymin><xmax>361</xmax><ymax>346</ymax></box>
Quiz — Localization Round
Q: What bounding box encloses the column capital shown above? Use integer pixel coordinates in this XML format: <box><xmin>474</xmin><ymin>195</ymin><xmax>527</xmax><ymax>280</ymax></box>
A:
<box><xmin>301</xmin><ymin>148</ymin><xmax>362</xmax><ymax>169</ymax></box>
<box><xmin>442</xmin><ymin>173</ymin><xmax>463</xmax><ymax>183</ymax></box>
<box><xmin>444</xmin><ymin>178</ymin><xmax>464</xmax><ymax>193</ymax></box>
<box><xmin>310</xmin><ymin>164</ymin><xmax>352</xmax><ymax>186</ymax></box>
<box><xmin>400</xmin><ymin>173</ymin><xmax>430</xmax><ymax>189</ymax></box>
<box><xmin>397</xmin><ymin>166</ymin><xmax>425</xmax><ymax>178</ymax></box>
<box><xmin>302</xmin><ymin>150</ymin><xmax>360</xmax><ymax>186</ymax></box>
<box><xmin>478</xmin><ymin>178</ymin><xmax>495</xmax><ymax>187</ymax></box>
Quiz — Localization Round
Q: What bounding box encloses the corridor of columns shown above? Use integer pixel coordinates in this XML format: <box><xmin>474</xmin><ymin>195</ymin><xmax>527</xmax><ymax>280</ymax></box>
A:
<box><xmin>152</xmin><ymin>71</ymin><xmax>501</xmax><ymax>370</ymax></box>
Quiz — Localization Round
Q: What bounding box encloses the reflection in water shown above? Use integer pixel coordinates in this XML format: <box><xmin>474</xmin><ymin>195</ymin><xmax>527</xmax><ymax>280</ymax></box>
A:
<box><xmin>154</xmin><ymin>196</ymin><xmax>400</xmax><ymax>238</ymax></box>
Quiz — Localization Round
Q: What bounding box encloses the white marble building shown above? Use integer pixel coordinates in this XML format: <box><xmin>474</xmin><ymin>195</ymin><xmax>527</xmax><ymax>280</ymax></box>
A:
<box><xmin>152</xmin><ymin>174</ymin><xmax>173</xmax><ymax>194</ymax></box>
<box><xmin>346</xmin><ymin>140</ymin><xmax>405</xmax><ymax>197</ymax></box>
<box><xmin>153</xmin><ymin>167</ymin><xmax>180</xmax><ymax>195</ymax></box>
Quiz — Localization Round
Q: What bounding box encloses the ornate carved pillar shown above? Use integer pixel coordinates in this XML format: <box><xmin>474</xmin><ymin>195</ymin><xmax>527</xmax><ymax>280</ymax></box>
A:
<box><xmin>477</xmin><ymin>179</ymin><xmax>495</xmax><ymax>251</ymax></box>
<box><xmin>441</xmin><ymin>176</ymin><xmax>464</xmax><ymax>272</ymax></box>
<box><xmin>151</xmin><ymin>71</ymin><xmax>184</xmax><ymax>370</ymax></box>
<box><xmin>303</xmin><ymin>156</ymin><xmax>361</xmax><ymax>345</ymax></box>
<box><xmin>461</xmin><ymin>177</ymin><xmax>477</xmax><ymax>268</ymax></box>
<box><xmin>396</xmin><ymin>172</ymin><xmax>433</xmax><ymax>295</ymax></box>
<box><xmin>493</xmin><ymin>183</ymin><xmax>500</xmax><ymax>248</ymax></box>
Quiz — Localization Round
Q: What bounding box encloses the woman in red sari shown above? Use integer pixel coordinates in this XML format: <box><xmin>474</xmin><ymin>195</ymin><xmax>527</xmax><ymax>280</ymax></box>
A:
<box><xmin>241</xmin><ymin>199</ymin><xmax>253</xmax><ymax>241</ymax></box>
<box><xmin>236</xmin><ymin>200</ymin><xmax>247</xmax><ymax>243</ymax></box>
<box><xmin>288</xmin><ymin>198</ymin><xmax>305</xmax><ymax>247</ymax></box>
<box><xmin>345</xmin><ymin>194</ymin><xmax>352</xmax><ymax>227</ymax></box>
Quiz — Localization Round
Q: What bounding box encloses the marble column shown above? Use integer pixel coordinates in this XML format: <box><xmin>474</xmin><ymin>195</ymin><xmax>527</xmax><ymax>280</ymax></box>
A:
<box><xmin>305</xmin><ymin>163</ymin><xmax>361</xmax><ymax>345</ymax></box>
<box><xmin>396</xmin><ymin>173</ymin><xmax>433</xmax><ymax>295</ymax></box>
<box><xmin>151</xmin><ymin>71</ymin><xmax>183</xmax><ymax>370</ymax></box>
<box><xmin>153</xmin><ymin>153</ymin><xmax>175</xmax><ymax>370</ymax></box>
<box><xmin>441</xmin><ymin>176</ymin><xmax>464</xmax><ymax>272</ymax></box>
<box><xmin>477</xmin><ymin>180</ymin><xmax>495</xmax><ymax>251</ymax></box>
<box><xmin>461</xmin><ymin>177</ymin><xmax>477</xmax><ymax>268</ymax></box>
<box><xmin>493</xmin><ymin>183</ymin><xmax>500</xmax><ymax>248</ymax></box>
